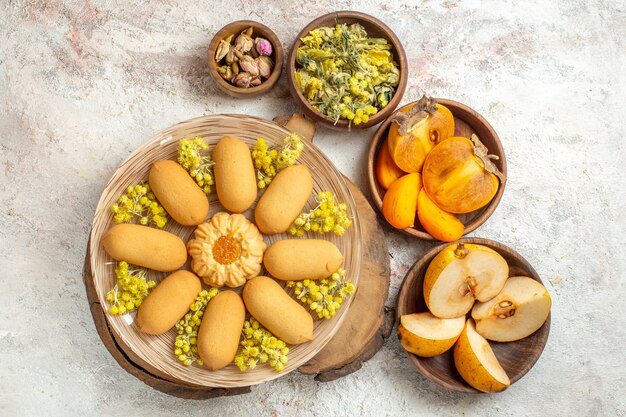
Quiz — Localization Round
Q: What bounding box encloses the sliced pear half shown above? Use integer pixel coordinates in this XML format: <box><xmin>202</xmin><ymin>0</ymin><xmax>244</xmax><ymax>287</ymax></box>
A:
<box><xmin>472</xmin><ymin>276</ymin><xmax>551</xmax><ymax>342</ymax></box>
<box><xmin>454</xmin><ymin>319</ymin><xmax>510</xmax><ymax>393</ymax></box>
<box><xmin>398</xmin><ymin>312</ymin><xmax>465</xmax><ymax>357</ymax></box>
<box><xmin>424</xmin><ymin>243</ymin><xmax>509</xmax><ymax>318</ymax></box>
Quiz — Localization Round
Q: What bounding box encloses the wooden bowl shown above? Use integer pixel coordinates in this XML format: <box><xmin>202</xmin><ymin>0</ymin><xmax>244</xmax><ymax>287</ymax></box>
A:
<box><xmin>367</xmin><ymin>98</ymin><xmax>507</xmax><ymax>240</ymax></box>
<box><xmin>208</xmin><ymin>20</ymin><xmax>283</xmax><ymax>98</ymax></box>
<box><xmin>396</xmin><ymin>238</ymin><xmax>551</xmax><ymax>393</ymax></box>
<box><xmin>286</xmin><ymin>11</ymin><xmax>408</xmax><ymax>130</ymax></box>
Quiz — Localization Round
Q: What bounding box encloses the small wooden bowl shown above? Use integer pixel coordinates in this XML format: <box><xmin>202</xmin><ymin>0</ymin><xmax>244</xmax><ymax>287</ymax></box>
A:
<box><xmin>208</xmin><ymin>20</ymin><xmax>283</xmax><ymax>98</ymax></box>
<box><xmin>367</xmin><ymin>98</ymin><xmax>506</xmax><ymax>240</ymax></box>
<box><xmin>286</xmin><ymin>11</ymin><xmax>408</xmax><ymax>130</ymax></box>
<box><xmin>396</xmin><ymin>238</ymin><xmax>551</xmax><ymax>393</ymax></box>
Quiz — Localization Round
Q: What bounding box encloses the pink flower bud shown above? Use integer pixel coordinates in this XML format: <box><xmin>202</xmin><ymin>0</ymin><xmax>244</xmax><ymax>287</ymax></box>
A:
<box><xmin>234</xmin><ymin>32</ymin><xmax>254</xmax><ymax>53</ymax></box>
<box><xmin>239</xmin><ymin>55</ymin><xmax>259</xmax><ymax>77</ymax></box>
<box><xmin>256</xmin><ymin>56</ymin><xmax>273</xmax><ymax>78</ymax></box>
<box><xmin>255</xmin><ymin>38</ymin><xmax>273</xmax><ymax>56</ymax></box>
<box><xmin>233</xmin><ymin>72</ymin><xmax>252</xmax><ymax>88</ymax></box>
<box><xmin>217</xmin><ymin>65</ymin><xmax>232</xmax><ymax>81</ymax></box>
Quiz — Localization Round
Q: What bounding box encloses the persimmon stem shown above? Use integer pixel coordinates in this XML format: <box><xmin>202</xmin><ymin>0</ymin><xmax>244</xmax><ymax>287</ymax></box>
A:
<box><xmin>470</xmin><ymin>134</ymin><xmax>506</xmax><ymax>183</ymax></box>
<box><xmin>390</xmin><ymin>95</ymin><xmax>437</xmax><ymax>135</ymax></box>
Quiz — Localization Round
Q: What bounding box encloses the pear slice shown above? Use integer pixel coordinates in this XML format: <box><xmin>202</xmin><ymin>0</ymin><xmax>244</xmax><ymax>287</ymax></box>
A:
<box><xmin>424</xmin><ymin>243</ymin><xmax>509</xmax><ymax>318</ymax></box>
<box><xmin>454</xmin><ymin>319</ymin><xmax>510</xmax><ymax>393</ymax></box>
<box><xmin>472</xmin><ymin>276</ymin><xmax>551</xmax><ymax>342</ymax></box>
<box><xmin>398</xmin><ymin>312</ymin><xmax>465</xmax><ymax>357</ymax></box>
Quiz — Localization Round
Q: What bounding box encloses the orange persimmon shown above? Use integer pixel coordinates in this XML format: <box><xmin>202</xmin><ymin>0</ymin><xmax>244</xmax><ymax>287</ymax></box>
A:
<box><xmin>376</xmin><ymin>139</ymin><xmax>407</xmax><ymax>190</ymax></box>
<box><xmin>387</xmin><ymin>96</ymin><xmax>455</xmax><ymax>173</ymax></box>
<box><xmin>417</xmin><ymin>188</ymin><xmax>464</xmax><ymax>242</ymax></box>
<box><xmin>382</xmin><ymin>173</ymin><xmax>422</xmax><ymax>229</ymax></box>
<box><xmin>422</xmin><ymin>135</ymin><xmax>505</xmax><ymax>214</ymax></box>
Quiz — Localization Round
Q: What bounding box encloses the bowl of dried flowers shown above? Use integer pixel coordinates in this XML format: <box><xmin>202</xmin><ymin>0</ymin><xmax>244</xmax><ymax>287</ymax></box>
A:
<box><xmin>209</xmin><ymin>20</ymin><xmax>283</xmax><ymax>98</ymax></box>
<box><xmin>287</xmin><ymin>11</ymin><xmax>408</xmax><ymax>130</ymax></box>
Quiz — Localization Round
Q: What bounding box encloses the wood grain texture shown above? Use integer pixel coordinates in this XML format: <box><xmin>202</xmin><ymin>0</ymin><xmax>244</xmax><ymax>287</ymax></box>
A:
<box><xmin>367</xmin><ymin>98</ymin><xmax>507</xmax><ymax>241</ymax></box>
<box><xmin>83</xmin><ymin>176</ymin><xmax>392</xmax><ymax>393</ymax></box>
<box><xmin>272</xmin><ymin>113</ymin><xmax>317</xmax><ymax>143</ymax></box>
<box><xmin>395</xmin><ymin>237</ymin><xmax>550</xmax><ymax>393</ymax></box>
<box><xmin>83</xmin><ymin>240</ymin><xmax>252</xmax><ymax>399</ymax></box>
<box><xmin>208</xmin><ymin>20</ymin><xmax>283</xmax><ymax>98</ymax></box>
<box><xmin>274</xmin><ymin>113</ymin><xmax>394</xmax><ymax>381</ymax></box>
<box><xmin>83</xmin><ymin>113</ymin><xmax>392</xmax><ymax>396</ymax></box>
<box><xmin>298</xmin><ymin>181</ymin><xmax>393</xmax><ymax>380</ymax></box>
<box><xmin>286</xmin><ymin>11</ymin><xmax>408</xmax><ymax>130</ymax></box>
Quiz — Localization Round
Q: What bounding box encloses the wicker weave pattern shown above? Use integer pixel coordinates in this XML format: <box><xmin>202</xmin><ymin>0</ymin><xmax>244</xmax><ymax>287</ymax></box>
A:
<box><xmin>89</xmin><ymin>114</ymin><xmax>362</xmax><ymax>387</ymax></box>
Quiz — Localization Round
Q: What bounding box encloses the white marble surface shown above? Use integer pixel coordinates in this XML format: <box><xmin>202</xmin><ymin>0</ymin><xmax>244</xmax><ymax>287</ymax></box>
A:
<box><xmin>1</xmin><ymin>0</ymin><xmax>625</xmax><ymax>416</ymax></box>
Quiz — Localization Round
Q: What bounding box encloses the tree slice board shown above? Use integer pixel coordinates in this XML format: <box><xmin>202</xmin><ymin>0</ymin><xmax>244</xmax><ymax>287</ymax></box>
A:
<box><xmin>82</xmin><ymin>245</ymin><xmax>252</xmax><ymax>399</ymax></box>
<box><xmin>298</xmin><ymin>180</ymin><xmax>393</xmax><ymax>381</ymax></box>
<box><xmin>272</xmin><ymin>114</ymin><xmax>393</xmax><ymax>381</ymax></box>
<box><xmin>82</xmin><ymin>176</ymin><xmax>391</xmax><ymax>394</ymax></box>
<box><xmin>81</xmin><ymin>114</ymin><xmax>392</xmax><ymax>398</ymax></box>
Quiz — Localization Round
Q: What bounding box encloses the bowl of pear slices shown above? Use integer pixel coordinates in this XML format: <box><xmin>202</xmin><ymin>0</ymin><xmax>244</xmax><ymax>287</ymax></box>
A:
<box><xmin>396</xmin><ymin>237</ymin><xmax>551</xmax><ymax>393</ymax></box>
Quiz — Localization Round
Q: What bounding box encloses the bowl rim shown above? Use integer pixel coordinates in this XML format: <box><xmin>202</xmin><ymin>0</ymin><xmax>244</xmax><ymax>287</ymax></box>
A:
<box><xmin>395</xmin><ymin>237</ymin><xmax>551</xmax><ymax>393</ymax></box>
<box><xmin>208</xmin><ymin>20</ymin><xmax>284</xmax><ymax>97</ymax></box>
<box><xmin>367</xmin><ymin>97</ymin><xmax>507</xmax><ymax>240</ymax></box>
<box><xmin>286</xmin><ymin>11</ymin><xmax>408</xmax><ymax>130</ymax></box>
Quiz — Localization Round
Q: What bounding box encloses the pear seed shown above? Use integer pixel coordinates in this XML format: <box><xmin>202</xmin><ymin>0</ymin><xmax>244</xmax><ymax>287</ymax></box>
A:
<box><xmin>459</xmin><ymin>284</ymin><xmax>470</xmax><ymax>297</ymax></box>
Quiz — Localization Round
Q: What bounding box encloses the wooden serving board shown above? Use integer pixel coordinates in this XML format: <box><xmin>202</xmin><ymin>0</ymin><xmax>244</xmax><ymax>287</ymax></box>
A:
<box><xmin>83</xmin><ymin>115</ymin><xmax>392</xmax><ymax>397</ymax></box>
<box><xmin>273</xmin><ymin>113</ymin><xmax>394</xmax><ymax>380</ymax></box>
<box><xmin>298</xmin><ymin>180</ymin><xmax>393</xmax><ymax>381</ymax></box>
<box><xmin>83</xmin><ymin>246</ymin><xmax>252</xmax><ymax>399</ymax></box>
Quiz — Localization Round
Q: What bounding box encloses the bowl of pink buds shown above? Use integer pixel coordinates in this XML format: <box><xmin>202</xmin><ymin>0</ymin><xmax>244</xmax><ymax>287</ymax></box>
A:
<box><xmin>208</xmin><ymin>20</ymin><xmax>283</xmax><ymax>98</ymax></box>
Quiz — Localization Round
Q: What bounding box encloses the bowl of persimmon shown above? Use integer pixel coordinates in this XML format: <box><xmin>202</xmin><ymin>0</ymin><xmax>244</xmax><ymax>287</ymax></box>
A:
<box><xmin>367</xmin><ymin>96</ymin><xmax>507</xmax><ymax>241</ymax></box>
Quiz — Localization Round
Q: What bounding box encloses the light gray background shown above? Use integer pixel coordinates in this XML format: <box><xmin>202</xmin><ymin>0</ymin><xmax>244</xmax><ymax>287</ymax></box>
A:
<box><xmin>1</xmin><ymin>1</ymin><xmax>625</xmax><ymax>416</ymax></box>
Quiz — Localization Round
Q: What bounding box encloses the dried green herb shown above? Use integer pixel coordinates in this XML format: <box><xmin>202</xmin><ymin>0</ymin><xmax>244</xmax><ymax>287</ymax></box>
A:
<box><xmin>294</xmin><ymin>23</ymin><xmax>400</xmax><ymax>126</ymax></box>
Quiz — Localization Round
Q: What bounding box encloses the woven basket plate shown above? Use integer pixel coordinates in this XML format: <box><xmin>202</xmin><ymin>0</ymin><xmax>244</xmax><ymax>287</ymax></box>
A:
<box><xmin>89</xmin><ymin>114</ymin><xmax>362</xmax><ymax>388</ymax></box>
